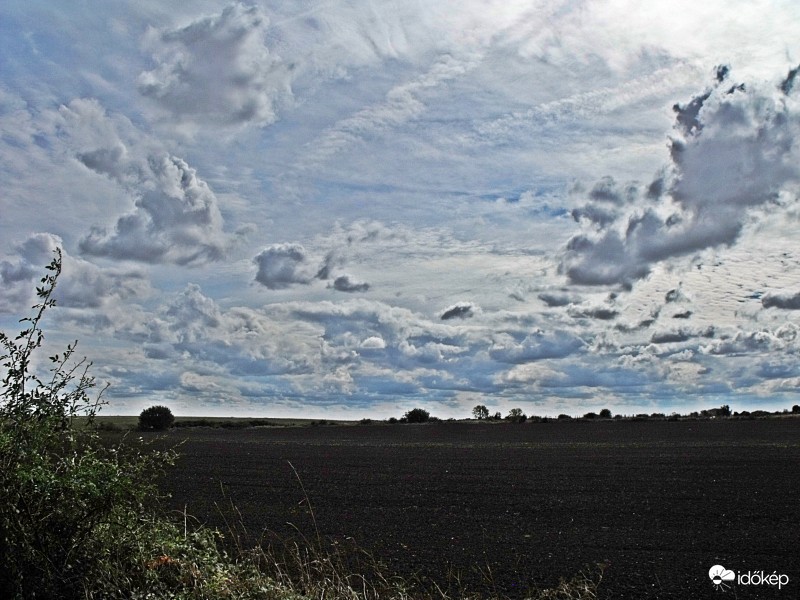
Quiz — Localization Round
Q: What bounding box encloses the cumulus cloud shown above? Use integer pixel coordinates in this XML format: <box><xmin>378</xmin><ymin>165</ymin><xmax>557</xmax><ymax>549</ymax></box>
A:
<box><xmin>54</xmin><ymin>99</ymin><xmax>236</xmax><ymax>265</ymax></box>
<box><xmin>538</xmin><ymin>292</ymin><xmax>578</xmax><ymax>307</ymax></box>
<box><xmin>138</xmin><ymin>2</ymin><xmax>291</xmax><ymax>128</ymax></box>
<box><xmin>138</xmin><ymin>284</ymin><xmax>321</xmax><ymax>378</ymax></box>
<box><xmin>561</xmin><ymin>65</ymin><xmax>800</xmax><ymax>287</ymax></box>
<box><xmin>253</xmin><ymin>243</ymin><xmax>316</xmax><ymax>289</ymax></box>
<box><xmin>0</xmin><ymin>233</ymin><xmax>149</xmax><ymax>313</ymax></box>
<box><xmin>762</xmin><ymin>290</ymin><xmax>800</xmax><ymax>310</ymax></box>
<box><xmin>332</xmin><ymin>274</ymin><xmax>370</xmax><ymax>293</ymax></box>
<box><xmin>489</xmin><ymin>330</ymin><xmax>584</xmax><ymax>363</ymax></box>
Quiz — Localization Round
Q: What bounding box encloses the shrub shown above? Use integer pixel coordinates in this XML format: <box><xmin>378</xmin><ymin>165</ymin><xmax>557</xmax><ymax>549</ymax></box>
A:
<box><xmin>0</xmin><ymin>250</ymin><xmax>176</xmax><ymax>597</ymax></box>
<box><xmin>403</xmin><ymin>407</ymin><xmax>430</xmax><ymax>423</ymax></box>
<box><xmin>583</xmin><ymin>412</ymin><xmax>598</xmax><ymax>420</ymax></box>
<box><xmin>557</xmin><ymin>413</ymin><xmax>572</xmax><ymax>420</ymax></box>
<box><xmin>139</xmin><ymin>405</ymin><xmax>175</xmax><ymax>430</ymax></box>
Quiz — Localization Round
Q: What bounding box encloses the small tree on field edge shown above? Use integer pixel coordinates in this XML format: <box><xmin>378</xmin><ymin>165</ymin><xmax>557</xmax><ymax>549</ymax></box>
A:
<box><xmin>472</xmin><ymin>404</ymin><xmax>489</xmax><ymax>419</ymax></box>
<box><xmin>139</xmin><ymin>405</ymin><xmax>175</xmax><ymax>430</ymax></box>
<box><xmin>506</xmin><ymin>408</ymin><xmax>527</xmax><ymax>423</ymax></box>
<box><xmin>403</xmin><ymin>408</ymin><xmax>430</xmax><ymax>423</ymax></box>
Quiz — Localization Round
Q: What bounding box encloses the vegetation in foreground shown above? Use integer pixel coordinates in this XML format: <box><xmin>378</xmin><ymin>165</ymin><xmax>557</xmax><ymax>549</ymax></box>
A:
<box><xmin>0</xmin><ymin>250</ymin><xmax>604</xmax><ymax>599</ymax></box>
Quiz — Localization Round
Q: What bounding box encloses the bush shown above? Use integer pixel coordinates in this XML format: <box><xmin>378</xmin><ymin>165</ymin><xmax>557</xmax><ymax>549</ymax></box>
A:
<box><xmin>599</xmin><ymin>408</ymin><xmax>612</xmax><ymax>419</ymax></box>
<box><xmin>403</xmin><ymin>407</ymin><xmax>430</xmax><ymax>423</ymax></box>
<box><xmin>139</xmin><ymin>405</ymin><xmax>175</xmax><ymax>430</ymax></box>
<box><xmin>0</xmin><ymin>250</ymin><xmax>176</xmax><ymax>597</ymax></box>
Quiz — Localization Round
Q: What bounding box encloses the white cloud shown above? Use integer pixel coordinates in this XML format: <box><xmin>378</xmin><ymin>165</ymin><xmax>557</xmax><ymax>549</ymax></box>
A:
<box><xmin>138</xmin><ymin>2</ymin><xmax>291</xmax><ymax>129</ymax></box>
<box><xmin>253</xmin><ymin>243</ymin><xmax>317</xmax><ymax>289</ymax></box>
<box><xmin>53</xmin><ymin>98</ymin><xmax>237</xmax><ymax>265</ymax></box>
<box><xmin>0</xmin><ymin>232</ymin><xmax>150</xmax><ymax>313</ymax></box>
<box><xmin>562</xmin><ymin>66</ymin><xmax>800</xmax><ymax>287</ymax></box>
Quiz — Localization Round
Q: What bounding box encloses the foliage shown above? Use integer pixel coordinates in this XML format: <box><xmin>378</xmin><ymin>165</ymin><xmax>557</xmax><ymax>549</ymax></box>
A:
<box><xmin>506</xmin><ymin>408</ymin><xmax>527</xmax><ymax>423</ymax></box>
<box><xmin>598</xmin><ymin>408</ymin><xmax>612</xmax><ymax>419</ymax></box>
<box><xmin>472</xmin><ymin>404</ymin><xmax>489</xmax><ymax>420</ymax></box>
<box><xmin>0</xmin><ymin>250</ymin><xmax>176</xmax><ymax>597</ymax></box>
<box><xmin>139</xmin><ymin>405</ymin><xmax>175</xmax><ymax>431</ymax></box>
<box><xmin>403</xmin><ymin>408</ymin><xmax>430</xmax><ymax>423</ymax></box>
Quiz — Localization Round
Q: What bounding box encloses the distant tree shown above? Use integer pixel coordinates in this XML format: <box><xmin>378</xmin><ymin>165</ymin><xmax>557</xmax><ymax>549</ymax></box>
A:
<box><xmin>583</xmin><ymin>412</ymin><xmax>598</xmax><ymax>420</ymax></box>
<box><xmin>138</xmin><ymin>405</ymin><xmax>175</xmax><ymax>431</ymax></box>
<box><xmin>404</xmin><ymin>408</ymin><xmax>430</xmax><ymax>423</ymax></box>
<box><xmin>793</xmin><ymin>404</ymin><xmax>800</xmax><ymax>414</ymax></box>
<box><xmin>506</xmin><ymin>408</ymin><xmax>527</xmax><ymax>423</ymax></box>
<box><xmin>472</xmin><ymin>404</ymin><xmax>489</xmax><ymax>420</ymax></box>
<box><xmin>557</xmin><ymin>414</ymin><xmax>572</xmax><ymax>420</ymax></box>
<box><xmin>492</xmin><ymin>411</ymin><xmax>502</xmax><ymax>420</ymax></box>
<box><xmin>599</xmin><ymin>408</ymin><xmax>612</xmax><ymax>419</ymax></box>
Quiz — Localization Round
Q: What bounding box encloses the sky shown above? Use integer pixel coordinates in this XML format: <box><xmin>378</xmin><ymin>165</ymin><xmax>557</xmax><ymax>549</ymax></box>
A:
<box><xmin>2</xmin><ymin>1</ymin><xmax>800</xmax><ymax>419</ymax></box>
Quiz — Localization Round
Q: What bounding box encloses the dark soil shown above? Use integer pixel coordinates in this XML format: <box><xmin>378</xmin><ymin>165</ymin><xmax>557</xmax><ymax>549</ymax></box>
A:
<box><xmin>149</xmin><ymin>419</ymin><xmax>799</xmax><ymax>599</ymax></box>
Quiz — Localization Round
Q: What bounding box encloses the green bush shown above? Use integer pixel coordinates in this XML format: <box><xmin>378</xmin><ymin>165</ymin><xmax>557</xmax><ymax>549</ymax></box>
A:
<box><xmin>0</xmin><ymin>250</ymin><xmax>177</xmax><ymax>597</ymax></box>
<box><xmin>139</xmin><ymin>405</ymin><xmax>175</xmax><ymax>430</ymax></box>
<box><xmin>403</xmin><ymin>408</ymin><xmax>430</xmax><ymax>423</ymax></box>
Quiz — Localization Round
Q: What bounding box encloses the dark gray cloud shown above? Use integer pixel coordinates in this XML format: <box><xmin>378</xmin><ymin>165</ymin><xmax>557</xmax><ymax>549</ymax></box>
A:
<box><xmin>138</xmin><ymin>2</ymin><xmax>291</xmax><ymax>127</ymax></box>
<box><xmin>762</xmin><ymin>290</ymin><xmax>800</xmax><ymax>310</ymax></box>
<box><xmin>440</xmin><ymin>302</ymin><xmax>474</xmax><ymax>320</ymax></box>
<box><xmin>562</xmin><ymin>67</ymin><xmax>800</xmax><ymax>287</ymax></box>
<box><xmin>332</xmin><ymin>274</ymin><xmax>370</xmax><ymax>293</ymax></box>
<box><xmin>538</xmin><ymin>292</ymin><xmax>577</xmax><ymax>307</ymax></box>
<box><xmin>568</xmin><ymin>305</ymin><xmax>619</xmax><ymax>320</ymax></box>
<box><xmin>651</xmin><ymin>326</ymin><xmax>714</xmax><ymax>344</ymax></box>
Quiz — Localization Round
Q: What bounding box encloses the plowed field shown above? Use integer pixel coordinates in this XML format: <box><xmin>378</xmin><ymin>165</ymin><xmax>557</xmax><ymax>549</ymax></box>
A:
<box><xmin>151</xmin><ymin>419</ymin><xmax>799</xmax><ymax>599</ymax></box>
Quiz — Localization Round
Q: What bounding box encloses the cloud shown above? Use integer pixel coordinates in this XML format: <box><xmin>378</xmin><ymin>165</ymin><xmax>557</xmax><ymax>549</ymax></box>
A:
<box><xmin>561</xmin><ymin>65</ymin><xmax>800</xmax><ymax>287</ymax></box>
<box><xmin>489</xmin><ymin>330</ymin><xmax>584</xmax><ymax>364</ymax></box>
<box><xmin>650</xmin><ymin>326</ymin><xmax>714</xmax><ymax>345</ymax></box>
<box><xmin>138</xmin><ymin>2</ymin><xmax>291</xmax><ymax>128</ymax></box>
<box><xmin>332</xmin><ymin>274</ymin><xmax>370</xmax><ymax>293</ymax></box>
<box><xmin>568</xmin><ymin>305</ymin><xmax>619</xmax><ymax>321</ymax></box>
<box><xmin>253</xmin><ymin>243</ymin><xmax>316</xmax><ymax>289</ymax></box>
<box><xmin>0</xmin><ymin>232</ymin><xmax>149</xmax><ymax>313</ymax></box>
<box><xmin>440</xmin><ymin>302</ymin><xmax>475</xmax><ymax>320</ymax></box>
<box><xmin>762</xmin><ymin>290</ymin><xmax>800</xmax><ymax>310</ymax></box>
<box><xmin>538</xmin><ymin>292</ymin><xmax>578</xmax><ymax>307</ymax></box>
<box><xmin>54</xmin><ymin>99</ymin><xmax>236</xmax><ymax>265</ymax></box>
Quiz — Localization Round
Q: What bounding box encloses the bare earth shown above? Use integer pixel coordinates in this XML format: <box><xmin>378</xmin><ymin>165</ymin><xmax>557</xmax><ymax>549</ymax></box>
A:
<box><xmin>149</xmin><ymin>419</ymin><xmax>799</xmax><ymax>599</ymax></box>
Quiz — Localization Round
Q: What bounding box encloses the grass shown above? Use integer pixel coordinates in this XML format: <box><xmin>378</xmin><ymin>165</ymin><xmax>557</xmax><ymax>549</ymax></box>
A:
<box><xmin>82</xmin><ymin>415</ymin><xmax>358</xmax><ymax>431</ymax></box>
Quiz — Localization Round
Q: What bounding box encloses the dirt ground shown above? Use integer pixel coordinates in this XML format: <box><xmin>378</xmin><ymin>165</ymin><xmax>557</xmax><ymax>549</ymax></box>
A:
<box><xmin>150</xmin><ymin>419</ymin><xmax>799</xmax><ymax>599</ymax></box>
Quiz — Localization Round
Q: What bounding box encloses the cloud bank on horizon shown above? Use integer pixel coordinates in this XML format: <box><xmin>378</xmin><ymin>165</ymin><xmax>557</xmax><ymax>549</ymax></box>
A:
<box><xmin>2</xmin><ymin>0</ymin><xmax>800</xmax><ymax>418</ymax></box>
